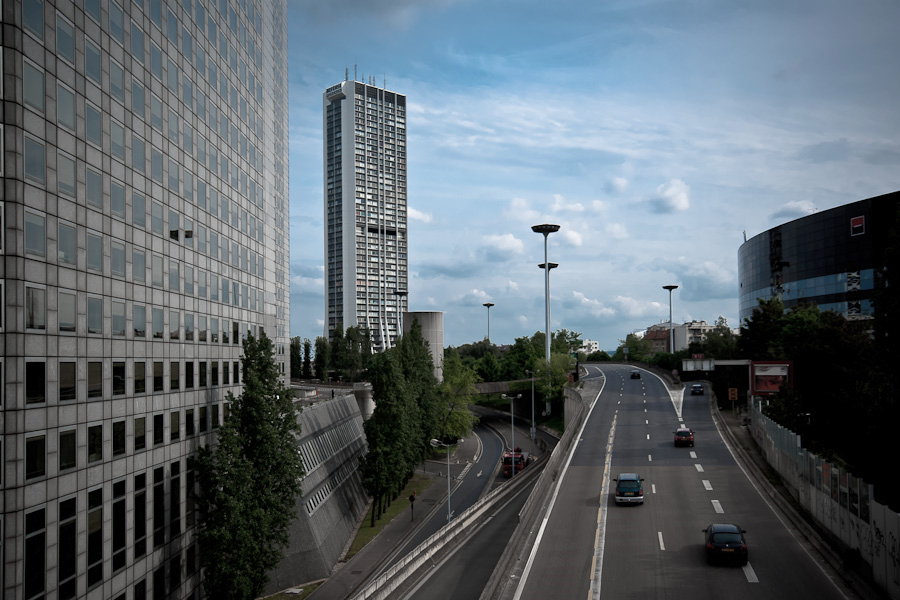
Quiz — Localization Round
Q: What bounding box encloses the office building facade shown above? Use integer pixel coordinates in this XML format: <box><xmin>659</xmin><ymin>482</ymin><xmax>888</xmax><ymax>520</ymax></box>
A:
<box><xmin>323</xmin><ymin>79</ymin><xmax>408</xmax><ymax>352</ymax></box>
<box><xmin>1</xmin><ymin>0</ymin><xmax>290</xmax><ymax>598</ymax></box>
<box><xmin>738</xmin><ymin>191</ymin><xmax>899</xmax><ymax>323</ymax></box>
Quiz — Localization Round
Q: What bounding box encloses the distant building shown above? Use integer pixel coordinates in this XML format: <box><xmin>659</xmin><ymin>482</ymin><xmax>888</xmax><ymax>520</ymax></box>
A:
<box><xmin>738</xmin><ymin>191</ymin><xmax>899</xmax><ymax>323</ymax></box>
<box><xmin>644</xmin><ymin>324</ymin><xmax>670</xmax><ymax>353</ymax></box>
<box><xmin>579</xmin><ymin>339</ymin><xmax>600</xmax><ymax>354</ymax></box>
<box><xmin>323</xmin><ymin>79</ymin><xmax>409</xmax><ymax>352</ymax></box>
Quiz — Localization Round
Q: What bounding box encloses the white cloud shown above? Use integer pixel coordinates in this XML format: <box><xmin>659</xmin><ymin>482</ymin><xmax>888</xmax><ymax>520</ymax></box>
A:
<box><xmin>648</xmin><ymin>179</ymin><xmax>691</xmax><ymax>213</ymax></box>
<box><xmin>481</xmin><ymin>233</ymin><xmax>524</xmax><ymax>257</ymax></box>
<box><xmin>561</xmin><ymin>229</ymin><xmax>583</xmax><ymax>247</ymax></box>
<box><xmin>550</xmin><ymin>193</ymin><xmax>585</xmax><ymax>213</ymax></box>
<box><xmin>591</xmin><ymin>200</ymin><xmax>609</xmax><ymax>213</ymax></box>
<box><xmin>572</xmin><ymin>291</ymin><xmax>616</xmax><ymax>318</ymax></box>
<box><xmin>605</xmin><ymin>223</ymin><xmax>629</xmax><ymax>239</ymax></box>
<box><xmin>607</xmin><ymin>177</ymin><xmax>629</xmax><ymax>194</ymax></box>
<box><xmin>506</xmin><ymin>280</ymin><xmax>520</xmax><ymax>292</ymax></box>
<box><xmin>506</xmin><ymin>197</ymin><xmax>541</xmax><ymax>223</ymax></box>
<box><xmin>408</xmin><ymin>206</ymin><xmax>434</xmax><ymax>223</ymax></box>
<box><xmin>770</xmin><ymin>200</ymin><xmax>817</xmax><ymax>222</ymax></box>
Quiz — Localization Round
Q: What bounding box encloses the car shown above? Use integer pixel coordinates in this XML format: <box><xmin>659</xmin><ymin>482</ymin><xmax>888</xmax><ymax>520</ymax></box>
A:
<box><xmin>630</xmin><ymin>370</ymin><xmax>641</xmax><ymax>379</ymax></box>
<box><xmin>690</xmin><ymin>383</ymin><xmax>704</xmax><ymax>395</ymax></box>
<box><xmin>703</xmin><ymin>523</ymin><xmax>748</xmax><ymax>565</ymax></box>
<box><xmin>674</xmin><ymin>426</ymin><xmax>695</xmax><ymax>447</ymax></box>
<box><xmin>613</xmin><ymin>473</ymin><xmax>645</xmax><ymax>505</ymax></box>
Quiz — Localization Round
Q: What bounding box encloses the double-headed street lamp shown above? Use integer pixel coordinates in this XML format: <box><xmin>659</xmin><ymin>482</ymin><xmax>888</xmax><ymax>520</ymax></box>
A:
<box><xmin>663</xmin><ymin>284</ymin><xmax>678</xmax><ymax>353</ymax></box>
<box><xmin>482</xmin><ymin>302</ymin><xmax>495</xmax><ymax>342</ymax></box>
<box><xmin>532</xmin><ymin>224</ymin><xmax>560</xmax><ymax>364</ymax></box>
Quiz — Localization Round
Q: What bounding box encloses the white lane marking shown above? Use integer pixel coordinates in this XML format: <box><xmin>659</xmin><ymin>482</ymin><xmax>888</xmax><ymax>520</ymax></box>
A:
<box><xmin>702</xmin><ymin>479</ymin><xmax>713</xmax><ymax>490</ymax></box>
<box><xmin>648</xmin><ymin>454</ymin><xmax>653</xmax><ymax>462</ymax></box>
<box><xmin>743</xmin><ymin>562</ymin><xmax>759</xmax><ymax>583</ymax></box>
<box><xmin>712</xmin><ymin>500</ymin><xmax>724</xmax><ymax>513</ymax></box>
<box><xmin>644</xmin><ymin>408</ymin><xmax>647</xmax><ymax>413</ymax></box>
<box><xmin>651</xmin><ymin>484</ymin><xmax>657</xmax><ymax>494</ymax></box>
<box><xmin>690</xmin><ymin>451</ymin><xmax>697</xmax><ymax>459</ymax></box>
<box><xmin>657</xmin><ymin>531</ymin><xmax>666</xmax><ymax>551</ymax></box>
<box><xmin>645</xmin><ymin>419</ymin><xmax>649</xmax><ymax>425</ymax></box>
<box><xmin>646</xmin><ymin>434</ymin><xmax>650</xmax><ymax>440</ymax></box>
<box><xmin>517</xmin><ymin>373</ymin><xmax>608</xmax><ymax>600</ymax></box>
<box><xmin>694</xmin><ymin>463</ymin><xmax>704</xmax><ymax>472</ymax></box>
<box><xmin>588</xmin><ymin>411</ymin><xmax>617</xmax><ymax>600</ymax></box>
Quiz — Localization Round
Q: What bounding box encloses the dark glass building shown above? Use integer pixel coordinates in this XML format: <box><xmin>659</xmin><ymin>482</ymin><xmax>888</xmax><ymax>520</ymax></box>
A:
<box><xmin>738</xmin><ymin>192</ymin><xmax>899</xmax><ymax>323</ymax></box>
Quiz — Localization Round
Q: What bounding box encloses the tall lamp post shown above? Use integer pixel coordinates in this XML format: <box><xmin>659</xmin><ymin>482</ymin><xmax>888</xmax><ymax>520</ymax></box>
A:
<box><xmin>663</xmin><ymin>285</ymin><xmax>678</xmax><ymax>353</ymax></box>
<box><xmin>501</xmin><ymin>394</ymin><xmax>522</xmax><ymax>475</ymax></box>
<box><xmin>430</xmin><ymin>438</ymin><xmax>454</xmax><ymax>521</ymax></box>
<box><xmin>526</xmin><ymin>369</ymin><xmax>536</xmax><ymax>441</ymax></box>
<box><xmin>532</xmin><ymin>224</ymin><xmax>560</xmax><ymax>364</ymax></box>
<box><xmin>482</xmin><ymin>302</ymin><xmax>495</xmax><ymax>342</ymax></box>
<box><xmin>538</xmin><ymin>262</ymin><xmax>558</xmax><ymax>416</ymax></box>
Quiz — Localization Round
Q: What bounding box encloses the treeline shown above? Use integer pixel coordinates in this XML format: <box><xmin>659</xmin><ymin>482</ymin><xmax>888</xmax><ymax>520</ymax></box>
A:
<box><xmin>289</xmin><ymin>326</ymin><xmax>373</xmax><ymax>383</ymax></box>
<box><xmin>359</xmin><ymin>320</ymin><xmax>477</xmax><ymax>525</ymax></box>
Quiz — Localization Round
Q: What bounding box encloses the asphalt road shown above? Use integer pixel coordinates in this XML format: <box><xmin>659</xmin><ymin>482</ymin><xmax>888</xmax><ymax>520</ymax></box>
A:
<box><xmin>516</xmin><ymin>363</ymin><xmax>849</xmax><ymax>600</ymax></box>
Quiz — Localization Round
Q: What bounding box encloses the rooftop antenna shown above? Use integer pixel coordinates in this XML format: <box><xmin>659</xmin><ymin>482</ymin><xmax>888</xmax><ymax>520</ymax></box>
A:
<box><xmin>354</xmin><ymin>64</ymin><xmax>358</xmax><ymax>82</ymax></box>
<box><xmin>344</xmin><ymin>67</ymin><xmax>349</xmax><ymax>81</ymax></box>
<box><xmin>742</xmin><ymin>230</ymin><xmax>747</xmax><ymax>243</ymax></box>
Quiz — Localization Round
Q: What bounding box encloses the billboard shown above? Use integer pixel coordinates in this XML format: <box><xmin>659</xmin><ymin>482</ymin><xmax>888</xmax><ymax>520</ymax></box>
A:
<box><xmin>751</xmin><ymin>361</ymin><xmax>791</xmax><ymax>395</ymax></box>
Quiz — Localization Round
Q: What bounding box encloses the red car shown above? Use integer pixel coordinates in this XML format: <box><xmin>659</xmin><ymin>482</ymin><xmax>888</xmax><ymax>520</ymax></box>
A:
<box><xmin>674</xmin><ymin>426</ymin><xmax>694</xmax><ymax>447</ymax></box>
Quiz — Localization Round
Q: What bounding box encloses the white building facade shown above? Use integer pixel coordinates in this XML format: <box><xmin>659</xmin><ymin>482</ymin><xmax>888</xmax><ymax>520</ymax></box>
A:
<box><xmin>323</xmin><ymin>79</ymin><xmax>408</xmax><ymax>352</ymax></box>
<box><xmin>1</xmin><ymin>1</ymin><xmax>290</xmax><ymax>598</ymax></box>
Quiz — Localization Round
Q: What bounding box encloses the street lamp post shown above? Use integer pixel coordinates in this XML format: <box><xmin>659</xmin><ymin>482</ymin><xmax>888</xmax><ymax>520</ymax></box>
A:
<box><xmin>502</xmin><ymin>394</ymin><xmax>522</xmax><ymax>475</ymax></box>
<box><xmin>526</xmin><ymin>370</ymin><xmax>536</xmax><ymax>441</ymax></box>
<box><xmin>538</xmin><ymin>262</ymin><xmax>558</xmax><ymax>415</ymax></box>
<box><xmin>532</xmin><ymin>224</ymin><xmax>560</xmax><ymax>364</ymax></box>
<box><xmin>430</xmin><ymin>438</ymin><xmax>453</xmax><ymax>521</ymax></box>
<box><xmin>663</xmin><ymin>285</ymin><xmax>678</xmax><ymax>353</ymax></box>
<box><xmin>482</xmin><ymin>302</ymin><xmax>495</xmax><ymax>343</ymax></box>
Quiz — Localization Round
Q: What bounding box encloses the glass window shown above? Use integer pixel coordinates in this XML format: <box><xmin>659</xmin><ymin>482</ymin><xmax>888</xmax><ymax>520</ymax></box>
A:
<box><xmin>57</xmin><ymin>152</ymin><xmax>76</xmax><ymax>197</ymax></box>
<box><xmin>24</xmin><ymin>137</ymin><xmax>46</xmax><ymax>184</ymax></box>
<box><xmin>25</xmin><ymin>210</ymin><xmax>45</xmax><ymax>256</ymax></box>
<box><xmin>87</xmin><ymin>297</ymin><xmax>103</xmax><ymax>334</ymax></box>
<box><xmin>87</xmin><ymin>489</ymin><xmax>103</xmax><ymax>585</ymax></box>
<box><xmin>109</xmin><ymin>1</ymin><xmax>124</xmax><ymax>43</ymax></box>
<box><xmin>153</xmin><ymin>363</ymin><xmax>163</xmax><ymax>393</ymax></box>
<box><xmin>88</xmin><ymin>425</ymin><xmax>103</xmax><ymax>462</ymax></box>
<box><xmin>58</xmin><ymin>222</ymin><xmax>77</xmax><ymax>266</ymax></box>
<box><xmin>110</xmin><ymin>60</ymin><xmax>125</xmax><ymax>102</ymax></box>
<box><xmin>133</xmin><ymin>193</ymin><xmax>147</xmax><ymax>228</ymax></box>
<box><xmin>87</xmin><ymin>233</ymin><xmax>102</xmax><ymax>271</ymax></box>
<box><xmin>184</xmin><ymin>265</ymin><xmax>194</xmax><ymax>295</ymax></box>
<box><xmin>26</xmin><ymin>286</ymin><xmax>46</xmax><ymax>330</ymax></box>
<box><xmin>135</xmin><ymin>416</ymin><xmax>146</xmax><ymax>449</ymax></box>
<box><xmin>167</xmin><ymin>58</ymin><xmax>179</xmax><ymax>93</ymax></box>
<box><xmin>150</xmin><ymin>42</ymin><xmax>163</xmax><ymax>79</ymax></box>
<box><xmin>152</xmin><ymin>308</ymin><xmax>163</xmax><ymax>338</ymax></box>
<box><xmin>151</xmin><ymin>148</ymin><xmax>163</xmax><ymax>182</ymax></box>
<box><xmin>86</xmin><ymin>168</ymin><xmax>103</xmax><ymax>208</ymax></box>
<box><xmin>56</xmin><ymin>14</ymin><xmax>76</xmax><ymax>61</ymax></box>
<box><xmin>87</xmin><ymin>361</ymin><xmax>102</xmax><ymax>398</ymax></box>
<box><xmin>23</xmin><ymin>60</ymin><xmax>44</xmax><ymax>112</ymax></box>
<box><xmin>132</xmin><ymin>134</ymin><xmax>146</xmax><ymax>173</ymax></box>
<box><xmin>169</xmin><ymin>260</ymin><xmax>180</xmax><ymax>291</ymax></box>
<box><xmin>59</xmin><ymin>361</ymin><xmax>76</xmax><ymax>401</ymax></box>
<box><xmin>85</xmin><ymin>39</ymin><xmax>102</xmax><ymax>83</ymax></box>
<box><xmin>113</xmin><ymin>362</ymin><xmax>126</xmax><ymax>395</ymax></box>
<box><xmin>85</xmin><ymin>103</ymin><xmax>102</xmax><ymax>146</ymax></box>
<box><xmin>151</xmin><ymin>254</ymin><xmax>163</xmax><ymax>286</ymax></box>
<box><xmin>170</xmin><ymin>410</ymin><xmax>180</xmax><ymax>440</ymax></box>
<box><xmin>134</xmin><ymin>362</ymin><xmax>146</xmax><ymax>395</ymax></box>
<box><xmin>26</xmin><ymin>436</ymin><xmax>46</xmax><ymax>478</ymax></box>
<box><xmin>169</xmin><ymin>310</ymin><xmax>180</xmax><ymax>340</ymax></box>
<box><xmin>85</xmin><ymin>0</ymin><xmax>100</xmax><ymax>20</ymax></box>
<box><xmin>133</xmin><ymin>249</ymin><xmax>146</xmax><ymax>283</ymax></box>
<box><xmin>23</xmin><ymin>0</ymin><xmax>44</xmax><ymax>39</ymax></box>
<box><xmin>133</xmin><ymin>304</ymin><xmax>146</xmax><ymax>337</ymax></box>
<box><xmin>185</xmin><ymin>313</ymin><xmax>194</xmax><ymax>341</ymax></box>
<box><xmin>59</xmin><ymin>430</ymin><xmax>76</xmax><ymax>470</ymax></box>
<box><xmin>26</xmin><ymin>361</ymin><xmax>46</xmax><ymax>403</ymax></box>
<box><xmin>111</xmin><ymin>120</ymin><xmax>125</xmax><ymax>160</ymax></box>
<box><xmin>57</xmin><ymin>83</ymin><xmax>76</xmax><ymax>130</ymax></box>
<box><xmin>59</xmin><ymin>292</ymin><xmax>76</xmax><ymax>332</ymax></box>
<box><xmin>199</xmin><ymin>315</ymin><xmax>207</xmax><ymax>342</ymax></box>
<box><xmin>113</xmin><ymin>420</ymin><xmax>126</xmax><ymax>455</ymax></box>
<box><xmin>131</xmin><ymin>79</ymin><xmax>146</xmax><ymax>118</ymax></box>
<box><xmin>111</xmin><ymin>242</ymin><xmax>125</xmax><ymax>277</ymax></box>
<box><xmin>130</xmin><ymin>21</ymin><xmax>145</xmax><ymax>62</ymax></box>
<box><xmin>112</xmin><ymin>301</ymin><xmax>126</xmax><ymax>335</ymax></box>
<box><xmin>151</xmin><ymin>94</ymin><xmax>163</xmax><ymax>129</ymax></box>
<box><xmin>111</xmin><ymin>180</ymin><xmax>126</xmax><ymax>217</ymax></box>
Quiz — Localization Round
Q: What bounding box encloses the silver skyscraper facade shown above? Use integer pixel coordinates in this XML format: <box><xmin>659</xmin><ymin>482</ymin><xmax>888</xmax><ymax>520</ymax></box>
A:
<box><xmin>1</xmin><ymin>0</ymin><xmax>290</xmax><ymax>598</ymax></box>
<box><xmin>323</xmin><ymin>79</ymin><xmax>408</xmax><ymax>352</ymax></box>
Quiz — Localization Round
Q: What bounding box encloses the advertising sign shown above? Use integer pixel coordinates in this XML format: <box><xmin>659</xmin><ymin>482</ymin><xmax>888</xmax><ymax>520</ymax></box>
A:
<box><xmin>751</xmin><ymin>361</ymin><xmax>791</xmax><ymax>395</ymax></box>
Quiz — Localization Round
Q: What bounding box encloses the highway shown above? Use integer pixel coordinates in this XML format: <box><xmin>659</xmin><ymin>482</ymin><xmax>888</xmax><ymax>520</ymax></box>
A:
<box><xmin>515</xmin><ymin>363</ymin><xmax>848</xmax><ymax>600</ymax></box>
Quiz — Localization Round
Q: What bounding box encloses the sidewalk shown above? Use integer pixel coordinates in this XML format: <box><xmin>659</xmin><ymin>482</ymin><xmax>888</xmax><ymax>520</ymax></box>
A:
<box><xmin>307</xmin><ymin>434</ymin><xmax>481</xmax><ymax>600</ymax></box>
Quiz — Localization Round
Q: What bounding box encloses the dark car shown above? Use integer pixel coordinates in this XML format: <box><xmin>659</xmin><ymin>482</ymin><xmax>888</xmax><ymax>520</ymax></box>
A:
<box><xmin>630</xmin><ymin>370</ymin><xmax>641</xmax><ymax>379</ymax></box>
<box><xmin>613</xmin><ymin>473</ymin><xmax>645</xmax><ymax>505</ymax></box>
<box><xmin>690</xmin><ymin>383</ymin><xmax>704</xmax><ymax>395</ymax></box>
<box><xmin>703</xmin><ymin>523</ymin><xmax>748</xmax><ymax>565</ymax></box>
<box><xmin>674</xmin><ymin>426</ymin><xmax>695</xmax><ymax>447</ymax></box>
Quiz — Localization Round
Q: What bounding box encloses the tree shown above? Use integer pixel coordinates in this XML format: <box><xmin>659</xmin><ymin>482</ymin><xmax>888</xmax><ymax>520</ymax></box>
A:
<box><xmin>498</xmin><ymin>336</ymin><xmax>540</xmax><ymax>380</ymax></box>
<box><xmin>302</xmin><ymin>338</ymin><xmax>313</xmax><ymax>379</ymax></box>
<box><xmin>289</xmin><ymin>336</ymin><xmax>303</xmax><ymax>379</ymax></box>
<box><xmin>395</xmin><ymin>320</ymin><xmax>442</xmax><ymax>463</ymax></box>
<box><xmin>613</xmin><ymin>332</ymin><xmax>652</xmax><ymax>362</ymax></box>
<box><xmin>194</xmin><ymin>335</ymin><xmax>304</xmax><ymax>600</ymax></box>
<box><xmin>313</xmin><ymin>336</ymin><xmax>329</xmax><ymax>380</ymax></box>
<box><xmin>440</xmin><ymin>349</ymin><xmax>479</xmax><ymax>441</ymax></box>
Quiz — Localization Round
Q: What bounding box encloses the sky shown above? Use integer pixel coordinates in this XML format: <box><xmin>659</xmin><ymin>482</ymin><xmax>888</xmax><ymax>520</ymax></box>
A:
<box><xmin>286</xmin><ymin>0</ymin><xmax>900</xmax><ymax>352</ymax></box>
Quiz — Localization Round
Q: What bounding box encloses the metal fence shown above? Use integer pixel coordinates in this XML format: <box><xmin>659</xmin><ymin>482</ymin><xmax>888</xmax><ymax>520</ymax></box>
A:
<box><xmin>750</xmin><ymin>400</ymin><xmax>900</xmax><ymax>599</ymax></box>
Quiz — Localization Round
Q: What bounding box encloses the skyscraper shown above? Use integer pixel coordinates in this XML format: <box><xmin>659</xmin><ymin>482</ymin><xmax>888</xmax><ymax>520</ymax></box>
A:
<box><xmin>1</xmin><ymin>0</ymin><xmax>290</xmax><ymax>597</ymax></box>
<box><xmin>323</xmin><ymin>78</ymin><xmax>408</xmax><ymax>352</ymax></box>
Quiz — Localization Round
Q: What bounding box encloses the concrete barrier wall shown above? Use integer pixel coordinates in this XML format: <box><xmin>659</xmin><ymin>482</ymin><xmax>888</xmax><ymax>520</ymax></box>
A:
<box><xmin>750</xmin><ymin>402</ymin><xmax>900</xmax><ymax>600</ymax></box>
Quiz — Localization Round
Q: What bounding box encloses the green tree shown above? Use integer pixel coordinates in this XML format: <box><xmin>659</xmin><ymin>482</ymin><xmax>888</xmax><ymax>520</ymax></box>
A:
<box><xmin>289</xmin><ymin>336</ymin><xmax>302</xmax><ymax>379</ymax></box>
<box><xmin>586</xmin><ymin>350</ymin><xmax>611</xmax><ymax>361</ymax></box>
<box><xmin>476</xmin><ymin>351</ymin><xmax>502</xmax><ymax>382</ymax></box>
<box><xmin>302</xmin><ymin>338</ymin><xmax>313</xmax><ymax>379</ymax></box>
<box><xmin>440</xmin><ymin>349</ymin><xmax>479</xmax><ymax>441</ymax></box>
<box><xmin>194</xmin><ymin>335</ymin><xmax>304</xmax><ymax>600</ymax></box>
<box><xmin>613</xmin><ymin>332</ymin><xmax>652</xmax><ymax>362</ymax></box>
<box><xmin>395</xmin><ymin>320</ymin><xmax>442</xmax><ymax>463</ymax></box>
<box><xmin>313</xmin><ymin>336</ymin><xmax>329</xmax><ymax>380</ymax></box>
<box><xmin>498</xmin><ymin>336</ymin><xmax>540</xmax><ymax>380</ymax></box>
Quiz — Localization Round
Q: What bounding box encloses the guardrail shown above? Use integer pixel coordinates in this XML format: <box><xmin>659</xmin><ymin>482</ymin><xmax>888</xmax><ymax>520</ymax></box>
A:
<box><xmin>350</xmin><ymin>453</ymin><xmax>545</xmax><ymax>600</ymax></box>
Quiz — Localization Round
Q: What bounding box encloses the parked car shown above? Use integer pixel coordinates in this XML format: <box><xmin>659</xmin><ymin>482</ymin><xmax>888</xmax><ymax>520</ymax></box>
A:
<box><xmin>674</xmin><ymin>426</ymin><xmax>695</xmax><ymax>447</ymax></box>
<box><xmin>630</xmin><ymin>370</ymin><xmax>641</xmax><ymax>379</ymax></box>
<box><xmin>613</xmin><ymin>473</ymin><xmax>645</xmax><ymax>505</ymax></box>
<box><xmin>690</xmin><ymin>383</ymin><xmax>704</xmax><ymax>395</ymax></box>
<box><xmin>703</xmin><ymin>523</ymin><xmax>748</xmax><ymax>565</ymax></box>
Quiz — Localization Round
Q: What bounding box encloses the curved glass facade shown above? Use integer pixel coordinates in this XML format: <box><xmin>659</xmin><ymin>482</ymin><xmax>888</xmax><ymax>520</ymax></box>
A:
<box><xmin>738</xmin><ymin>192</ymin><xmax>899</xmax><ymax>322</ymax></box>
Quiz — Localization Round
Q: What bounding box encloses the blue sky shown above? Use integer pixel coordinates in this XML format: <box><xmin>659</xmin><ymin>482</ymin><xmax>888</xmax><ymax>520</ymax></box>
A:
<box><xmin>287</xmin><ymin>0</ymin><xmax>900</xmax><ymax>351</ymax></box>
